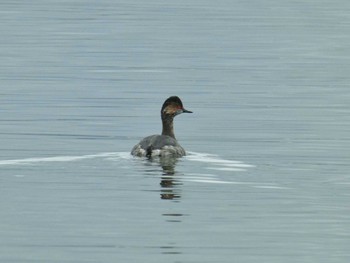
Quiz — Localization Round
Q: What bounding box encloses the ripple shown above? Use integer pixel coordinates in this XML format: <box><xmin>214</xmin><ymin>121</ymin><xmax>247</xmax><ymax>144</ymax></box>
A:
<box><xmin>186</xmin><ymin>151</ymin><xmax>254</xmax><ymax>172</ymax></box>
<box><xmin>0</xmin><ymin>152</ymin><xmax>130</xmax><ymax>166</ymax></box>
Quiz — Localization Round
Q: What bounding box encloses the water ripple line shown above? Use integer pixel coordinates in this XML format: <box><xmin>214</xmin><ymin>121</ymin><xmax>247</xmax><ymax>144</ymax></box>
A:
<box><xmin>0</xmin><ymin>152</ymin><xmax>130</xmax><ymax>166</ymax></box>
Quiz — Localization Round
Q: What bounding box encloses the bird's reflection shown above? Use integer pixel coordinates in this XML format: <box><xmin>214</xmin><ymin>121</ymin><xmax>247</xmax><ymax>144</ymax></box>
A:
<box><xmin>141</xmin><ymin>157</ymin><xmax>184</xmax><ymax>255</ymax></box>
<box><xmin>147</xmin><ymin>156</ymin><xmax>182</xmax><ymax>200</ymax></box>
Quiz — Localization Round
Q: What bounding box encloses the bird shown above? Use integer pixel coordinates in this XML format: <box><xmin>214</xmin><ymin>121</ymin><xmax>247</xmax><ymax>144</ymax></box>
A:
<box><xmin>131</xmin><ymin>96</ymin><xmax>192</xmax><ymax>158</ymax></box>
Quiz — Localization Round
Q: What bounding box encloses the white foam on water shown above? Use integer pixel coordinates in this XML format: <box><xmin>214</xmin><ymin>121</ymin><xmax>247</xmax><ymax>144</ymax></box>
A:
<box><xmin>252</xmin><ymin>185</ymin><xmax>290</xmax><ymax>190</ymax></box>
<box><xmin>0</xmin><ymin>151</ymin><xmax>287</xmax><ymax>190</ymax></box>
<box><xmin>184</xmin><ymin>179</ymin><xmax>249</xmax><ymax>185</ymax></box>
<box><xmin>207</xmin><ymin>167</ymin><xmax>247</xmax><ymax>172</ymax></box>
<box><xmin>0</xmin><ymin>152</ymin><xmax>130</xmax><ymax>166</ymax></box>
<box><xmin>184</xmin><ymin>153</ymin><xmax>291</xmax><ymax>189</ymax></box>
<box><xmin>185</xmin><ymin>173</ymin><xmax>218</xmax><ymax>178</ymax></box>
<box><xmin>185</xmin><ymin>179</ymin><xmax>233</xmax><ymax>184</ymax></box>
<box><xmin>181</xmin><ymin>152</ymin><xmax>255</xmax><ymax>184</ymax></box>
<box><xmin>186</xmin><ymin>151</ymin><xmax>254</xmax><ymax>172</ymax></box>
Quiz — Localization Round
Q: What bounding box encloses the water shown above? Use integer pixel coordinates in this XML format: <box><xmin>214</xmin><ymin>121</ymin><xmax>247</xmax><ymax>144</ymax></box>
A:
<box><xmin>1</xmin><ymin>0</ymin><xmax>350</xmax><ymax>262</ymax></box>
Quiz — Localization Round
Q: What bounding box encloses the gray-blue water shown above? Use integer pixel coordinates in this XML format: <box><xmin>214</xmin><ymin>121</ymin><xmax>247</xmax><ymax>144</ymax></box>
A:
<box><xmin>1</xmin><ymin>1</ymin><xmax>350</xmax><ymax>262</ymax></box>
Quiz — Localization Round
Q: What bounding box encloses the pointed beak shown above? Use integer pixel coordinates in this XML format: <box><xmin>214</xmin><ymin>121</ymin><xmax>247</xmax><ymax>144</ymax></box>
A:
<box><xmin>182</xmin><ymin>108</ymin><xmax>193</xmax><ymax>113</ymax></box>
<box><xmin>175</xmin><ymin>108</ymin><xmax>193</xmax><ymax>115</ymax></box>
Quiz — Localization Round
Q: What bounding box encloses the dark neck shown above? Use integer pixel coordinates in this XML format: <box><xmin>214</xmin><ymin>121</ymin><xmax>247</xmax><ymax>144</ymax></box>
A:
<box><xmin>161</xmin><ymin>116</ymin><xmax>175</xmax><ymax>139</ymax></box>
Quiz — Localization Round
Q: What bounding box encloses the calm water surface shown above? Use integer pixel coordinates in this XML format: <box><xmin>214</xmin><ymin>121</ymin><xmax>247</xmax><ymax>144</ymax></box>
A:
<box><xmin>1</xmin><ymin>1</ymin><xmax>350</xmax><ymax>262</ymax></box>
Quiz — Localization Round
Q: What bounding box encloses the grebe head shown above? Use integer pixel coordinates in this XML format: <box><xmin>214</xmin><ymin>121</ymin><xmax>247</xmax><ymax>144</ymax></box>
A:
<box><xmin>161</xmin><ymin>96</ymin><xmax>192</xmax><ymax>119</ymax></box>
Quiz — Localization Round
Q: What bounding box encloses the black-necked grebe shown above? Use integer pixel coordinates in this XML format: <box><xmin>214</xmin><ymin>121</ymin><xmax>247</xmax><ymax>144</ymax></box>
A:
<box><xmin>131</xmin><ymin>96</ymin><xmax>192</xmax><ymax>157</ymax></box>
